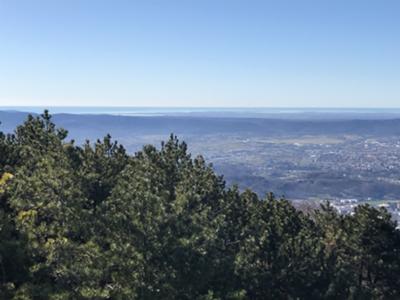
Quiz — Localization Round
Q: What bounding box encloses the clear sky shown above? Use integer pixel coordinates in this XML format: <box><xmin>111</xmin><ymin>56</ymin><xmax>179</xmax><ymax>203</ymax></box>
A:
<box><xmin>0</xmin><ymin>0</ymin><xmax>399</xmax><ymax>107</ymax></box>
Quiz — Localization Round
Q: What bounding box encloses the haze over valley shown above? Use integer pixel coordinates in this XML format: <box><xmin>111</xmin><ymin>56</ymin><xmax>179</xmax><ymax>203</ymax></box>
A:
<box><xmin>2</xmin><ymin>108</ymin><xmax>400</xmax><ymax>202</ymax></box>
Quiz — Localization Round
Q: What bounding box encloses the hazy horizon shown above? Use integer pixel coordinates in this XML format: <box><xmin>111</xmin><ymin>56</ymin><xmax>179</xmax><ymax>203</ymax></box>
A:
<box><xmin>4</xmin><ymin>106</ymin><xmax>400</xmax><ymax>120</ymax></box>
<box><xmin>3</xmin><ymin>105</ymin><xmax>400</xmax><ymax>109</ymax></box>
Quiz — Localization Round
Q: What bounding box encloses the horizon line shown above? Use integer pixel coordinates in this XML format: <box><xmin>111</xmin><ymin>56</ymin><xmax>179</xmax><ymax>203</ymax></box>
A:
<box><xmin>2</xmin><ymin>105</ymin><xmax>400</xmax><ymax>109</ymax></box>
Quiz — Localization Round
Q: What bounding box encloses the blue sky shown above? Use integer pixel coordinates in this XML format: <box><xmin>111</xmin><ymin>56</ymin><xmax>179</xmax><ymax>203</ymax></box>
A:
<box><xmin>0</xmin><ymin>0</ymin><xmax>399</xmax><ymax>107</ymax></box>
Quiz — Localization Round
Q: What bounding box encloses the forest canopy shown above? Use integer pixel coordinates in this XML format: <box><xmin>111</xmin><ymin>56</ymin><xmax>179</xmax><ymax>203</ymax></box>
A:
<box><xmin>1</xmin><ymin>111</ymin><xmax>400</xmax><ymax>299</ymax></box>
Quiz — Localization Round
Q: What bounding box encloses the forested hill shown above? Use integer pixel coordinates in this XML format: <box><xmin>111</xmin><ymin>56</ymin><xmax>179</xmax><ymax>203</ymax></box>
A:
<box><xmin>1</xmin><ymin>111</ymin><xmax>400</xmax><ymax>299</ymax></box>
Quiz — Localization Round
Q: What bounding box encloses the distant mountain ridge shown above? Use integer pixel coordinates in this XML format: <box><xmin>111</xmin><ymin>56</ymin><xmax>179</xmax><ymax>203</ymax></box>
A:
<box><xmin>2</xmin><ymin>111</ymin><xmax>400</xmax><ymax>144</ymax></box>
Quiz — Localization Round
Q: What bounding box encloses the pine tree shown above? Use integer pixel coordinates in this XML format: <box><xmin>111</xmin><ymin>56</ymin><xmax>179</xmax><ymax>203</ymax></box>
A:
<box><xmin>1</xmin><ymin>111</ymin><xmax>400</xmax><ymax>299</ymax></box>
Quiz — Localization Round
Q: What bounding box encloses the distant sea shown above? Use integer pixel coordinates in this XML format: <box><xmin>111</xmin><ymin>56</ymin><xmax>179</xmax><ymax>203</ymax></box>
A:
<box><xmin>1</xmin><ymin>106</ymin><xmax>400</xmax><ymax>119</ymax></box>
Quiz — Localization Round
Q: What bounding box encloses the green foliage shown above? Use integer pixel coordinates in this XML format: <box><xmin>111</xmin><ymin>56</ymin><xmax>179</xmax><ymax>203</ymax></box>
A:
<box><xmin>0</xmin><ymin>112</ymin><xmax>400</xmax><ymax>299</ymax></box>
